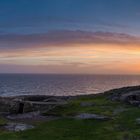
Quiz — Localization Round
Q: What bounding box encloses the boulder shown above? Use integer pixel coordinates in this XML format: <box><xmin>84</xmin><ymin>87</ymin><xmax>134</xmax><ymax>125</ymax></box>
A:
<box><xmin>4</xmin><ymin>122</ymin><xmax>34</xmax><ymax>132</ymax></box>
<box><xmin>120</xmin><ymin>91</ymin><xmax>140</xmax><ymax>102</ymax></box>
<box><xmin>0</xmin><ymin>95</ymin><xmax>68</xmax><ymax>114</ymax></box>
<box><xmin>108</xmin><ymin>86</ymin><xmax>140</xmax><ymax>106</ymax></box>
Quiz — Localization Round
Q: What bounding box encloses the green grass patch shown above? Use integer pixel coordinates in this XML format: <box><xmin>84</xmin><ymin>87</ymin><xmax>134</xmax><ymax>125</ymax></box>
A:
<box><xmin>0</xmin><ymin>94</ymin><xmax>140</xmax><ymax>139</ymax></box>
<box><xmin>44</xmin><ymin>95</ymin><xmax>124</xmax><ymax>117</ymax></box>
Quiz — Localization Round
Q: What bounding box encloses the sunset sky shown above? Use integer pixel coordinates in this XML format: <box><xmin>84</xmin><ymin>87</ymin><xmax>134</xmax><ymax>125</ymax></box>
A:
<box><xmin>0</xmin><ymin>0</ymin><xmax>140</xmax><ymax>74</ymax></box>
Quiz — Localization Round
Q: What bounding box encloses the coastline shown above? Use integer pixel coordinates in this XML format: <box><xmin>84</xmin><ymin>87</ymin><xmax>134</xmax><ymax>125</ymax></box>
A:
<box><xmin>0</xmin><ymin>85</ymin><xmax>139</xmax><ymax>114</ymax></box>
<box><xmin>0</xmin><ymin>85</ymin><xmax>140</xmax><ymax>139</ymax></box>
<box><xmin>1</xmin><ymin>85</ymin><xmax>140</xmax><ymax>98</ymax></box>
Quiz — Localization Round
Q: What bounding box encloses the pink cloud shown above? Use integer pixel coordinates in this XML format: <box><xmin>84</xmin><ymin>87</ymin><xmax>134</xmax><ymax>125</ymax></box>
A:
<box><xmin>0</xmin><ymin>30</ymin><xmax>140</xmax><ymax>49</ymax></box>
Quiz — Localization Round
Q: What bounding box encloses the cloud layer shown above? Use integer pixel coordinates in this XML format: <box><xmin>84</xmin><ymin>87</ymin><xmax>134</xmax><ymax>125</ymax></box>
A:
<box><xmin>0</xmin><ymin>30</ymin><xmax>140</xmax><ymax>49</ymax></box>
<box><xmin>0</xmin><ymin>30</ymin><xmax>140</xmax><ymax>74</ymax></box>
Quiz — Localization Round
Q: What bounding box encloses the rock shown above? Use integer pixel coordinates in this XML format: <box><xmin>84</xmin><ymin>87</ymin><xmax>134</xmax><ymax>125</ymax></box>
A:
<box><xmin>129</xmin><ymin>100</ymin><xmax>140</xmax><ymax>106</ymax></box>
<box><xmin>136</xmin><ymin>118</ymin><xmax>140</xmax><ymax>124</ymax></box>
<box><xmin>4</xmin><ymin>122</ymin><xmax>34</xmax><ymax>132</ymax></box>
<box><xmin>6</xmin><ymin>111</ymin><xmax>42</xmax><ymax>120</ymax></box>
<box><xmin>80</xmin><ymin>102</ymin><xmax>95</xmax><ymax>107</ymax></box>
<box><xmin>113</xmin><ymin>107</ymin><xmax>127</xmax><ymax>115</ymax></box>
<box><xmin>120</xmin><ymin>91</ymin><xmax>140</xmax><ymax>102</ymax></box>
<box><xmin>75</xmin><ymin>113</ymin><xmax>110</xmax><ymax>120</ymax></box>
<box><xmin>108</xmin><ymin>86</ymin><xmax>140</xmax><ymax>106</ymax></box>
<box><xmin>0</xmin><ymin>95</ymin><xmax>68</xmax><ymax>114</ymax></box>
<box><xmin>110</xmin><ymin>96</ymin><xmax>119</xmax><ymax>101</ymax></box>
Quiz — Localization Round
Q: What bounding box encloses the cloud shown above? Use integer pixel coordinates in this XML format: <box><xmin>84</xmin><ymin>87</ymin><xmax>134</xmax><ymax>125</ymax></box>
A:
<box><xmin>0</xmin><ymin>30</ymin><xmax>140</xmax><ymax>74</ymax></box>
<box><xmin>0</xmin><ymin>30</ymin><xmax>140</xmax><ymax>49</ymax></box>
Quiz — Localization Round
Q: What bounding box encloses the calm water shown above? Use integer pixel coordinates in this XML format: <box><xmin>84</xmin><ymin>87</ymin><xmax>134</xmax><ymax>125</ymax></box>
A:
<box><xmin>0</xmin><ymin>74</ymin><xmax>140</xmax><ymax>96</ymax></box>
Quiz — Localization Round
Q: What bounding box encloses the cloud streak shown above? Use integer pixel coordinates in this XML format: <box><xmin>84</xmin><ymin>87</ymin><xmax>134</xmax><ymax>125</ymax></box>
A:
<box><xmin>0</xmin><ymin>30</ymin><xmax>140</xmax><ymax>49</ymax></box>
<box><xmin>0</xmin><ymin>30</ymin><xmax>140</xmax><ymax>74</ymax></box>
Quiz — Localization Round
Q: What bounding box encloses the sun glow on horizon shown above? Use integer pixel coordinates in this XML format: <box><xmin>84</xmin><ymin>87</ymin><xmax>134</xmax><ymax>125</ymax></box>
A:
<box><xmin>0</xmin><ymin>43</ymin><xmax>140</xmax><ymax>74</ymax></box>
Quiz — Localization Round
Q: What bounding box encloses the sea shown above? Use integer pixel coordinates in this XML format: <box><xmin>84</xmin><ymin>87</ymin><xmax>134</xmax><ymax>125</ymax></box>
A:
<box><xmin>0</xmin><ymin>74</ymin><xmax>140</xmax><ymax>97</ymax></box>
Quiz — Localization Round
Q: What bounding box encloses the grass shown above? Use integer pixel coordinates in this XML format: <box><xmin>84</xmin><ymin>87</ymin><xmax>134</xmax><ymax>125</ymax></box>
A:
<box><xmin>0</xmin><ymin>94</ymin><xmax>140</xmax><ymax>140</ymax></box>
<box><xmin>0</xmin><ymin>117</ymin><xmax>7</xmax><ymax>125</ymax></box>
<box><xmin>44</xmin><ymin>95</ymin><xmax>124</xmax><ymax>117</ymax></box>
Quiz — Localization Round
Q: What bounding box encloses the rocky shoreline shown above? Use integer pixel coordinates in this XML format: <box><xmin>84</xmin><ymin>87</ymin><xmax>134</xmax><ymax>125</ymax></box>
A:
<box><xmin>0</xmin><ymin>95</ymin><xmax>69</xmax><ymax>114</ymax></box>
<box><xmin>0</xmin><ymin>85</ymin><xmax>140</xmax><ymax>132</ymax></box>
<box><xmin>107</xmin><ymin>85</ymin><xmax>140</xmax><ymax>106</ymax></box>
<box><xmin>0</xmin><ymin>85</ymin><xmax>140</xmax><ymax>115</ymax></box>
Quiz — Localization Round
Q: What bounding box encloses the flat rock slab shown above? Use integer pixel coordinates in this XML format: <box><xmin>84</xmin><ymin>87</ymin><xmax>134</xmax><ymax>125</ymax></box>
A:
<box><xmin>7</xmin><ymin>111</ymin><xmax>42</xmax><ymax>120</ymax></box>
<box><xmin>0</xmin><ymin>95</ymin><xmax>69</xmax><ymax>114</ymax></box>
<box><xmin>4</xmin><ymin>122</ymin><xmax>34</xmax><ymax>132</ymax></box>
<box><xmin>6</xmin><ymin>112</ymin><xmax>60</xmax><ymax>123</ymax></box>
<box><xmin>75</xmin><ymin>113</ymin><xmax>110</xmax><ymax>120</ymax></box>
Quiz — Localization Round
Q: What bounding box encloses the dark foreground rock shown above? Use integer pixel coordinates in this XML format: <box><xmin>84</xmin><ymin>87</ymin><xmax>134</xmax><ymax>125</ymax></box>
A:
<box><xmin>0</xmin><ymin>95</ymin><xmax>68</xmax><ymax>114</ymax></box>
<box><xmin>0</xmin><ymin>86</ymin><xmax>140</xmax><ymax>116</ymax></box>
<box><xmin>7</xmin><ymin>111</ymin><xmax>42</xmax><ymax>120</ymax></box>
<box><xmin>108</xmin><ymin>86</ymin><xmax>140</xmax><ymax>106</ymax></box>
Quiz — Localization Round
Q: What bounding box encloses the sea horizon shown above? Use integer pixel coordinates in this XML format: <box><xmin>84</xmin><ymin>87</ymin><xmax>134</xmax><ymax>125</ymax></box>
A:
<box><xmin>0</xmin><ymin>74</ymin><xmax>140</xmax><ymax>97</ymax></box>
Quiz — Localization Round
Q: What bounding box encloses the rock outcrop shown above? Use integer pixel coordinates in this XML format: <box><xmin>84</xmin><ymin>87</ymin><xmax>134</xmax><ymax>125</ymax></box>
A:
<box><xmin>108</xmin><ymin>86</ymin><xmax>140</xmax><ymax>106</ymax></box>
<box><xmin>4</xmin><ymin>122</ymin><xmax>34</xmax><ymax>132</ymax></box>
<box><xmin>75</xmin><ymin>113</ymin><xmax>110</xmax><ymax>120</ymax></box>
<box><xmin>0</xmin><ymin>95</ymin><xmax>68</xmax><ymax>114</ymax></box>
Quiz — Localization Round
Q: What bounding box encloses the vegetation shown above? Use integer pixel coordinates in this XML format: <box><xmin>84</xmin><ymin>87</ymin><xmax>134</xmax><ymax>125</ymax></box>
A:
<box><xmin>0</xmin><ymin>94</ymin><xmax>140</xmax><ymax>140</ymax></box>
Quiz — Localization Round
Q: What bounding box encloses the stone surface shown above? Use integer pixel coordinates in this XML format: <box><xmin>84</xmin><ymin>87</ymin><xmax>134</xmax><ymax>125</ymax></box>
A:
<box><xmin>7</xmin><ymin>111</ymin><xmax>42</xmax><ymax>120</ymax></box>
<box><xmin>0</xmin><ymin>95</ymin><xmax>68</xmax><ymax>114</ymax></box>
<box><xmin>108</xmin><ymin>86</ymin><xmax>140</xmax><ymax>106</ymax></box>
<box><xmin>136</xmin><ymin>118</ymin><xmax>140</xmax><ymax>124</ymax></box>
<box><xmin>75</xmin><ymin>113</ymin><xmax>110</xmax><ymax>120</ymax></box>
<box><xmin>4</xmin><ymin>123</ymin><xmax>34</xmax><ymax>132</ymax></box>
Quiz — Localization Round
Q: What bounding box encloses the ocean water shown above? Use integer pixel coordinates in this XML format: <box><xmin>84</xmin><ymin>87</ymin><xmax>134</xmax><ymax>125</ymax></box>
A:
<box><xmin>0</xmin><ymin>74</ymin><xmax>140</xmax><ymax>97</ymax></box>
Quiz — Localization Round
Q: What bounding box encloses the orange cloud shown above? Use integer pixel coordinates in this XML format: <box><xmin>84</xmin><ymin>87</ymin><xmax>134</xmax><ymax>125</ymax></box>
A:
<box><xmin>0</xmin><ymin>43</ymin><xmax>140</xmax><ymax>74</ymax></box>
<box><xmin>0</xmin><ymin>30</ymin><xmax>140</xmax><ymax>74</ymax></box>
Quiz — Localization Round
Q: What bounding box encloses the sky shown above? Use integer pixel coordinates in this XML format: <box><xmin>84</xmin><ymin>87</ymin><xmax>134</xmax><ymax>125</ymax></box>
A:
<box><xmin>0</xmin><ymin>0</ymin><xmax>140</xmax><ymax>74</ymax></box>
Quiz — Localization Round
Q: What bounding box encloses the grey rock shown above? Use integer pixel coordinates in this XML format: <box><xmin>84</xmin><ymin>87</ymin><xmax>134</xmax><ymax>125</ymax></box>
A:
<box><xmin>109</xmin><ymin>87</ymin><xmax>140</xmax><ymax>106</ymax></box>
<box><xmin>7</xmin><ymin>111</ymin><xmax>41</xmax><ymax>120</ymax></box>
<box><xmin>110</xmin><ymin>96</ymin><xmax>119</xmax><ymax>101</ymax></box>
<box><xmin>129</xmin><ymin>100</ymin><xmax>140</xmax><ymax>106</ymax></box>
<box><xmin>120</xmin><ymin>91</ymin><xmax>140</xmax><ymax>102</ymax></box>
<box><xmin>4</xmin><ymin>123</ymin><xmax>34</xmax><ymax>132</ymax></box>
<box><xmin>0</xmin><ymin>95</ymin><xmax>68</xmax><ymax>114</ymax></box>
<box><xmin>136</xmin><ymin>118</ymin><xmax>140</xmax><ymax>124</ymax></box>
<box><xmin>75</xmin><ymin>113</ymin><xmax>110</xmax><ymax>120</ymax></box>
